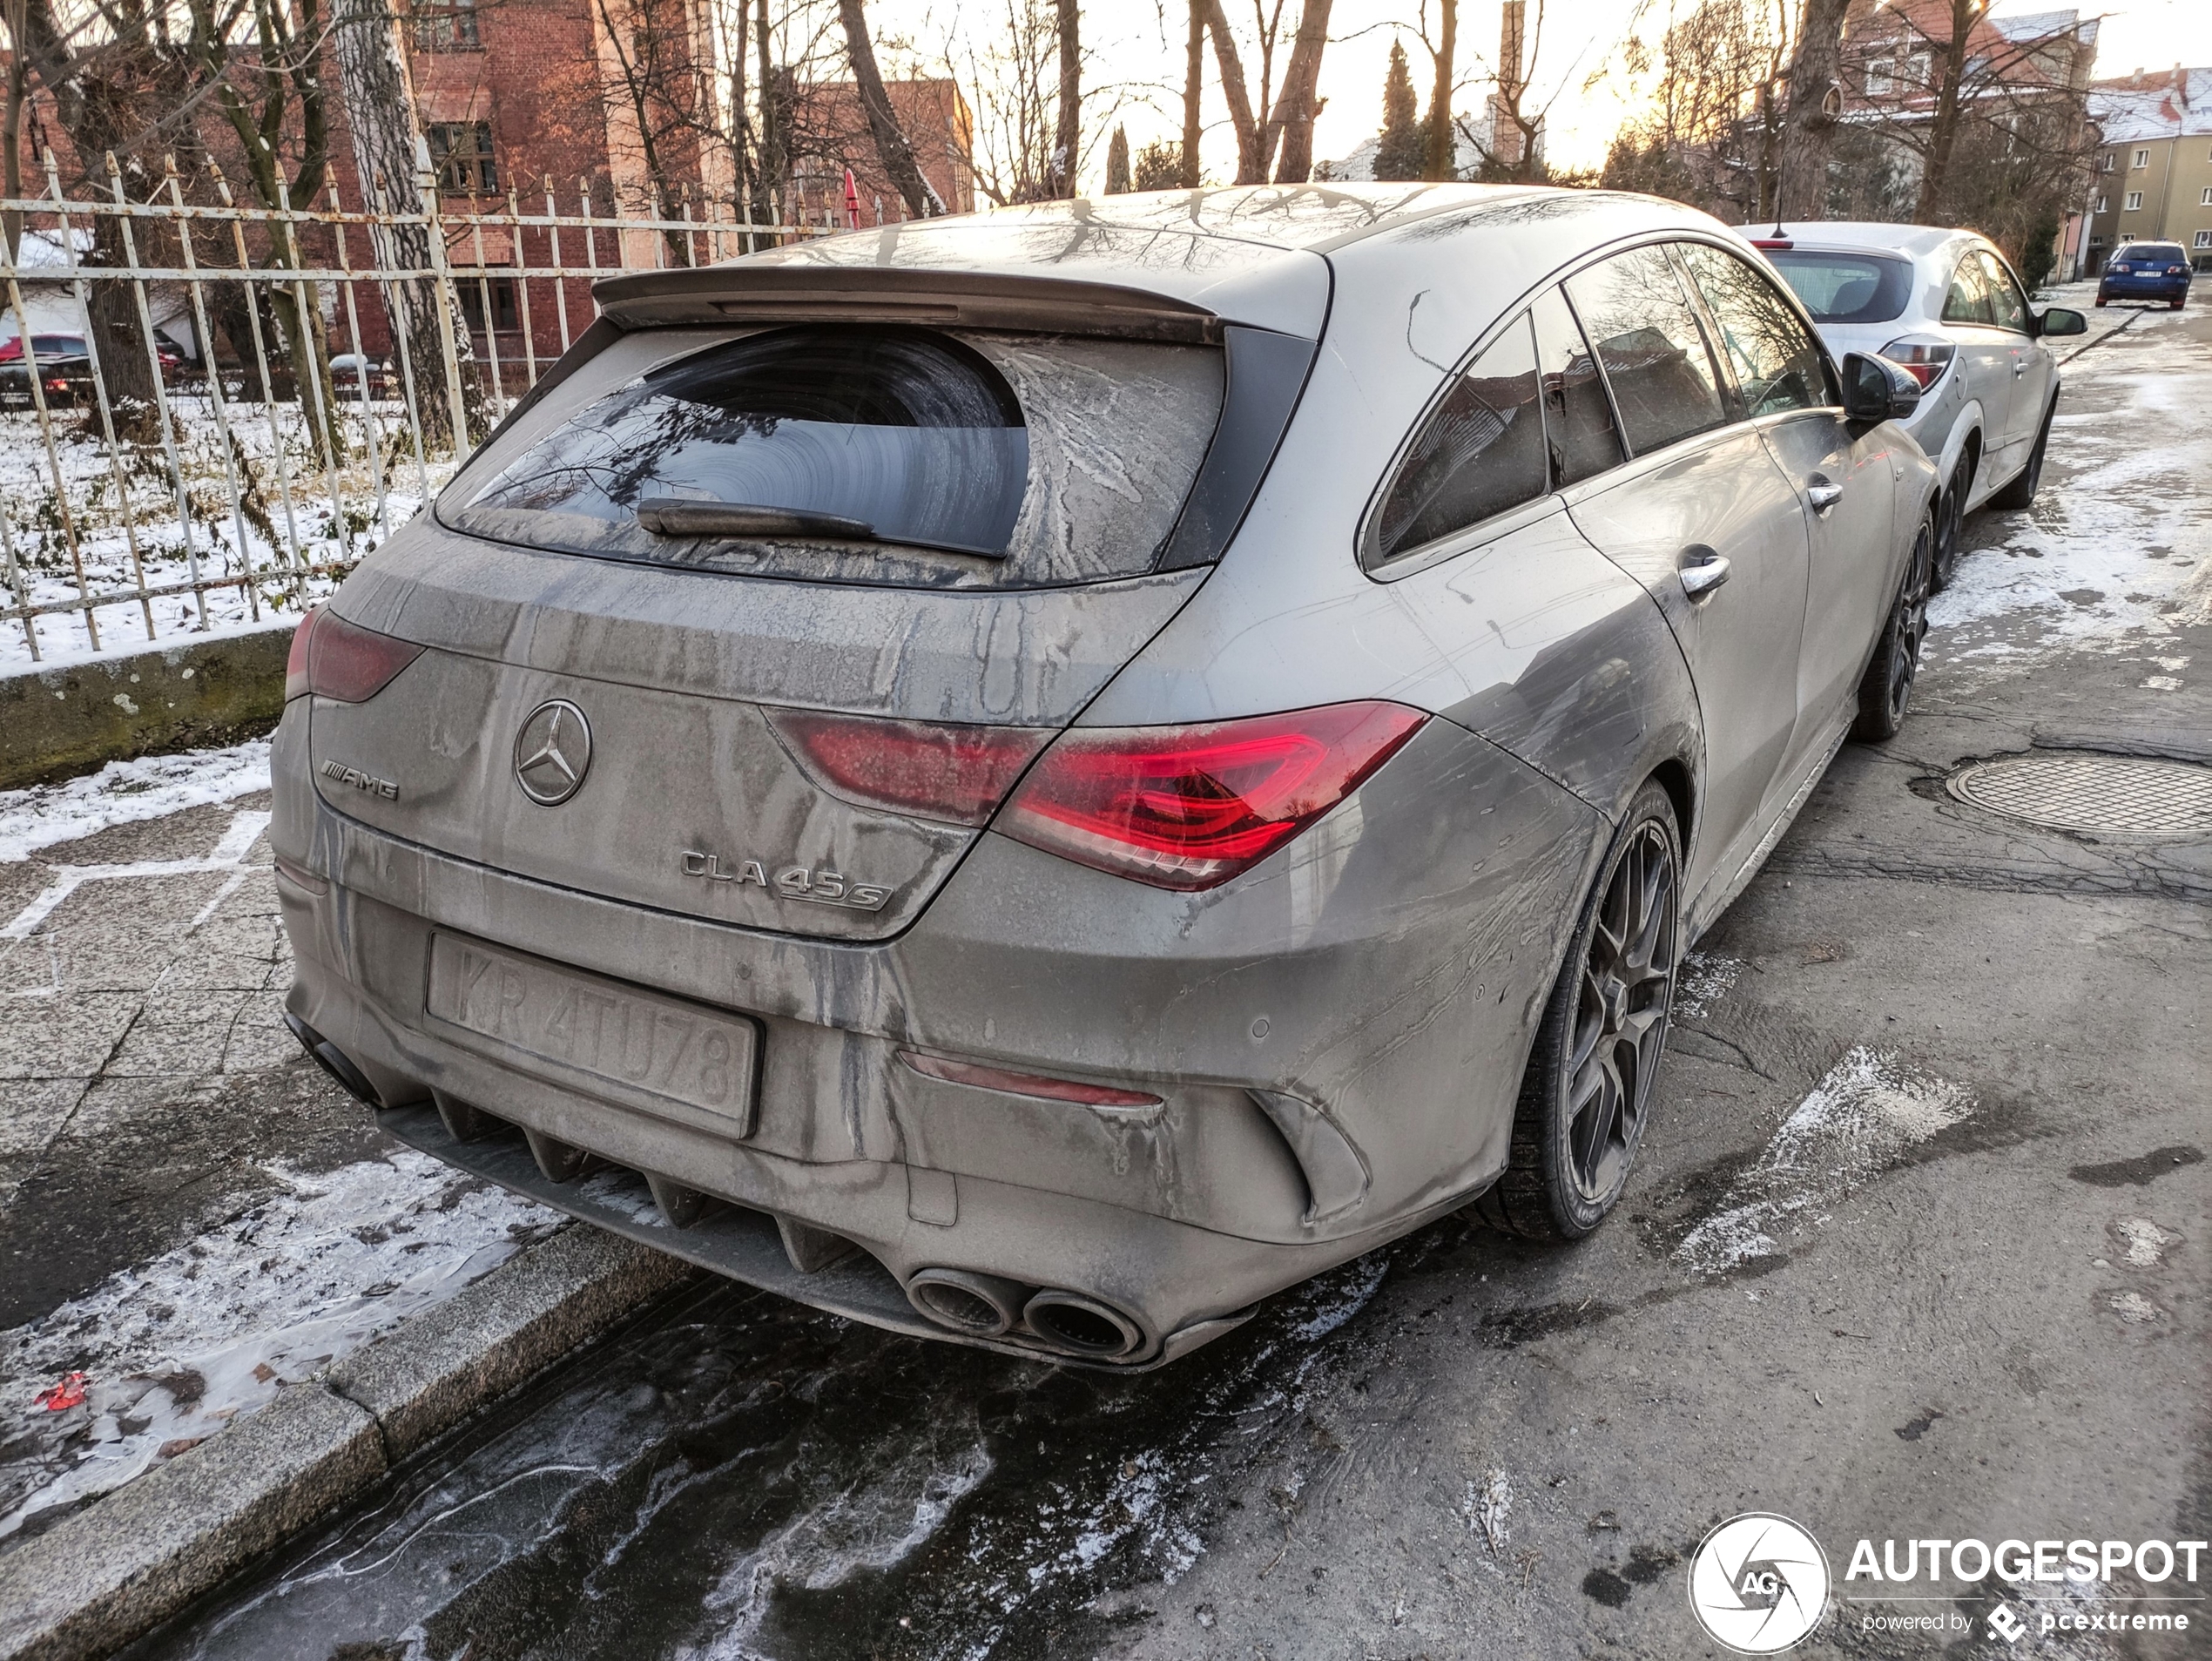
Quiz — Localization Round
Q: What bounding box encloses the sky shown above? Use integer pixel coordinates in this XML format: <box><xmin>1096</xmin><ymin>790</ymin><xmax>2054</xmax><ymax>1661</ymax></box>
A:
<box><xmin>877</xmin><ymin>0</ymin><xmax>2212</xmax><ymax>187</ymax></box>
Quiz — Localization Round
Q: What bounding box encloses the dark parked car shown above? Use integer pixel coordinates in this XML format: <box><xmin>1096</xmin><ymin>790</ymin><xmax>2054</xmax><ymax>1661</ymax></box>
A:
<box><xmin>0</xmin><ymin>331</ymin><xmax>187</xmax><ymax>406</ymax></box>
<box><xmin>2097</xmin><ymin>242</ymin><xmax>2191</xmax><ymax>309</ymax></box>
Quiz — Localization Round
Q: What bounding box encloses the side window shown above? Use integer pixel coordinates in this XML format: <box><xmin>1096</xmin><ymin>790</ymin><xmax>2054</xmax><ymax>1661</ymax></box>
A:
<box><xmin>1941</xmin><ymin>254</ymin><xmax>1993</xmax><ymax>325</ymax></box>
<box><xmin>1372</xmin><ymin>313</ymin><xmax>1548</xmax><ymax>561</ymax></box>
<box><xmin>1530</xmin><ymin>287</ymin><xmax>1625</xmax><ymax>486</ymax></box>
<box><xmin>1979</xmin><ymin>252</ymin><xmax>2030</xmax><ymax>332</ymax></box>
<box><xmin>1563</xmin><ymin>245</ymin><xmax>1730</xmax><ymax>456</ymax></box>
<box><xmin>1679</xmin><ymin>243</ymin><xmax>1829</xmax><ymax>417</ymax></box>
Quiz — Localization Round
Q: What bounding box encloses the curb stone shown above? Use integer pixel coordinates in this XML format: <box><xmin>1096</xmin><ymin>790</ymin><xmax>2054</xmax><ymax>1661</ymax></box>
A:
<box><xmin>0</xmin><ymin>1225</ymin><xmax>696</xmax><ymax>1661</ymax></box>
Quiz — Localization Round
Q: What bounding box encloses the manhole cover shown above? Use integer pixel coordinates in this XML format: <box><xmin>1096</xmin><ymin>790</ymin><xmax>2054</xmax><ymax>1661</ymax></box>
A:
<box><xmin>1947</xmin><ymin>752</ymin><xmax>2212</xmax><ymax>841</ymax></box>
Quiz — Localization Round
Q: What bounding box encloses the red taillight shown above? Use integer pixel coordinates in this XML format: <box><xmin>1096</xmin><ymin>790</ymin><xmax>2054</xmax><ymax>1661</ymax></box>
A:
<box><xmin>898</xmin><ymin>1050</ymin><xmax>1161</xmax><ymax>1109</ymax></box>
<box><xmin>1879</xmin><ymin>338</ymin><xmax>1956</xmax><ymax>391</ymax></box>
<box><xmin>770</xmin><ymin>709</ymin><xmax>1051</xmax><ymax>827</ymax></box>
<box><xmin>284</xmin><ymin>608</ymin><xmax>320</xmax><ymax>702</ymax></box>
<box><xmin>307</xmin><ymin>611</ymin><xmax>423</xmax><ymax>702</ymax></box>
<box><xmin>996</xmin><ymin>701</ymin><xmax>1427</xmax><ymax>890</ymax></box>
<box><xmin>1750</xmin><ymin>237</ymin><xmax>1793</xmax><ymax>250</ymax></box>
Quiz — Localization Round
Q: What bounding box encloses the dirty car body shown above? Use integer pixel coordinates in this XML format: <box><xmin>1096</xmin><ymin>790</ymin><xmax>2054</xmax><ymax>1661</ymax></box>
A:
<box><xmin>272</xmin><ymin>186</ymin><xmax>1936</xmax><ymax>1367</ymax></box>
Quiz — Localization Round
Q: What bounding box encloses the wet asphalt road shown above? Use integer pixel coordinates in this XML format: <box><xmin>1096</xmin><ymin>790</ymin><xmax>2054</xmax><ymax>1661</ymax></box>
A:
<box><xmin>123</xmin><ymin>292</ymin><xmax>2212</xmax><ymax>1660</ymax></box>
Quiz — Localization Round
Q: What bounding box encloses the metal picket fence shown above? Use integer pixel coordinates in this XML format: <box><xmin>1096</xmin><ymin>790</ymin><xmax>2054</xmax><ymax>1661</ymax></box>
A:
<box><xmin>1</xmin><ymin>149</ymin><xmax>835</xmax><ymax>665</ymax></box>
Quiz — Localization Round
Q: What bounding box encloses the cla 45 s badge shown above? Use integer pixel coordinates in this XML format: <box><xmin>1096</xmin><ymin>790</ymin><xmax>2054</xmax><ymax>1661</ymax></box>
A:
<box><xmin>681</xmin><ymin>850</ymin><xmax>894</xmax><ymax>912</ymax></box>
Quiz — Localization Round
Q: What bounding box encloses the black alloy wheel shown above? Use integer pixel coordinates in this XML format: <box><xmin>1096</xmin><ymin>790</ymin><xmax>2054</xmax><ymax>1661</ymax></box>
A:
<box><xmin>1477</xmin><ymin>780</ymin><xmax>1682</xmax><ymax>1240</ymax></box>
<box><xmin>1930</xmin><ymin>471</ymin><xmax>1966</xmax><ymax>591</ymax></box>
<box><xmin>1851</xmin><ymin>512</ymin><xmax>1933</xmax><ymax>743</ymax></box>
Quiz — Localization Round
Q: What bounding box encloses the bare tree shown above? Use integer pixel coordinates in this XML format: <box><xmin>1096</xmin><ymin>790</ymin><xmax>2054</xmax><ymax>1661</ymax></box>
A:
<box><xmin>1049</xmin><ymin>0</ymin><xmax>1077</xmax><ymax>194</ymax></box>
<box><xmin>331</xmin><ymin>0</ymin><xmax>483</xmax><ymax>449</ymax></box>
<box><xmin>1203</xmin><ymin>0</ymin><xmax>1332</xmax><ymax>186</ymax></box>
<box><xmin>837</xmin><ymin>0</ymin><xmax>941</xmax><ymax>215</ymax></box>
<box><xmin>1777</xmin><ymin>0</ymin><xmax>1846</xmax><ymax>218</ymax></box>
<box><xmin>1180</xmin><ymin>0</ymin><xmax>1203</xmax><ymax>186</ymax></box>
<box><xmin>1599</xmin><ymin>0</ymin><xmax>1792</xmax><ymax>218</ymax></box>
<box><xmin>1420</xmin><ymin>0</ymin><xmax>1457</xmax><ymax>181</ymax></box>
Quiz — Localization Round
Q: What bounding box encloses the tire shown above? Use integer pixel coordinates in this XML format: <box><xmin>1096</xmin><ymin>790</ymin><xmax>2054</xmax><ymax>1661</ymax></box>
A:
<box><xmin>2095</xmin><ymin>296</ymin><xmax>2108</xmax><ymax>307</ymax></box>
<box><xmin>1929</xmin><ymin>468</ymin><xmax>1966</xmax><ymax>591</ymax></box>
<box><xmin>1474</xmin><ymin>780</ymin><xmax>1683</xmax><ymax>1242</ymax></box>
<box><xmin>1851</xmin><ymin>510</ymin><xmax>1934</xmax><ymax>744</ymax></box>
<box><xmin>1988</xmin><ymin>396</ymin><xmax>2054</xmax><ymax>510</ymax></box>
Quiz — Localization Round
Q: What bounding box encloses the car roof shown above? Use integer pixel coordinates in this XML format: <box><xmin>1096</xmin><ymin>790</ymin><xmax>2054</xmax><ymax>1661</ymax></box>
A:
<box><xmin>597</xmin><ymin>185</ymin><xmax>1740</xmax><ymax>341</ymax></box>
<box><xmin>1767</xmin><ymin>221</ymin><xmax>1982</xmax><ymax>260</ymax></box>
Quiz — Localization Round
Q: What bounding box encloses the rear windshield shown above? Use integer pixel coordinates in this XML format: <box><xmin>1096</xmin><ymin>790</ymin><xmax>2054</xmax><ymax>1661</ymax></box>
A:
<box><xmin>2113</xmin><ymin>245</ymin><xmax>2185</xmax><ymax>262</ymax></box>
<box><xmin>1765</xmin><ymin>251</ymin><xmax>1914</xmax><ymax>324</ymax></box>
<box><xmin>448</xmin><ymin>323</ymin><xmax>1225</xmax><ymax>591</ymax></box>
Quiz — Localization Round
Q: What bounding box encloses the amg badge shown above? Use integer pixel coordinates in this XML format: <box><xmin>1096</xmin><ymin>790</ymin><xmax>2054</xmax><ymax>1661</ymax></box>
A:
<box><xmin>320</xmin><ymin>759</ymin><xmax>399</xmax><ymax>800</ymax></box>
<box><xmin>681</xmin><ymin>851</ymin><xmax>893</xmax><ymax>912</ymax></box>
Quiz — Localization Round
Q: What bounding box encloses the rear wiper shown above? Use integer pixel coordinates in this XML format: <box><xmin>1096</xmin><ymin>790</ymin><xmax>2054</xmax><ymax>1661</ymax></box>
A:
<box><xmin>635</xmin><ymin>496</ymin><xmax>876</xmax><ymax>541</ymax></box>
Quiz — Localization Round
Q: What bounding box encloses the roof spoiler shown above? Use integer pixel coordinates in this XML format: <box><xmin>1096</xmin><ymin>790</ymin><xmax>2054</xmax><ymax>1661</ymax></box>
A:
<box><xmin>590</xmin><ymin>266</ymin><xmax>1226</xmax><ymax>344</ymax></box>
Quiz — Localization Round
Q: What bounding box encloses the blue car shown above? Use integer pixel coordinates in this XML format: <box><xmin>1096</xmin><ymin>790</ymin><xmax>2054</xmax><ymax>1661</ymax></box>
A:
<box><xmin>2097</xmin><ymin>241</ymin><xmax>2192</xmax><ymax>309</ymax></box>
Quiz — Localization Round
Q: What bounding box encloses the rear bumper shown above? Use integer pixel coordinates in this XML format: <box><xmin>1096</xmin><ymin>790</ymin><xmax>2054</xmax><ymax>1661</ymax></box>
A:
<box><xmin>2096</xmin><ymin>276</ymin><xmax>2188</xmax><ymax>299</ymax></box>
<box><xmin>272</xmin><ymin>699</ymin><xmax>1602</xmax><ymax>1363</ymax></box>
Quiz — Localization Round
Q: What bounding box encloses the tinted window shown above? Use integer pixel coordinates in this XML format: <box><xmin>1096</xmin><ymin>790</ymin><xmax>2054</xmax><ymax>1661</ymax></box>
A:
<box><xmin>2115</xmin><ymin>243</ymin><xmax>2185</xmax><ymax>262</ymax></box>
<box><xmin>1680</xmin><ymin>244</ymin><xmax>1829</xmax><ymax>417</ymax></box>
<box><xmin>1373</xmin><ymin>314</ymin><xmax>1547</xmax><ymax>560</ymax></box>
<box><xmin>1565</xmin><ymin>246</ymin><xmax>1730</xmax><ymax>456</ymax></box>
<box><xmin>1530</xmin><ymin>287</ymin><xmax>1624</xmax><ymax>486</ymax></box>
<box><xmin>457</xmin><ymin>326</ymin><xmax>1027</xmax><ymax>557</ymax></box>
<box><xmin>1941</xmin><ymin>254</ymin><xmax>1994</xmax><ymax>325</ymax></box>
<box><xmin>449</xmin><ymin>326</ymin><xmax>1225</xmax><ymax>590</ymax></box>
<box><xmin>1978</xmin><ymin>252</ymin><xmax>2029</xmax><ymax>332</ymax></box>
<box><xmin>1764</xmin><ymin>250</ymin><xmax>1912</xmax><ymax>323</ymax></box>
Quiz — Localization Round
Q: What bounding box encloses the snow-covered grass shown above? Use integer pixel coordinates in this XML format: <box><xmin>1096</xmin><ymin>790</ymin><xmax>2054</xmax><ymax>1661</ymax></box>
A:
<box><xmin>0</xmin><ymin>737</ymin><xmax>272</xmax><ymax>863</ymax></box>
<box><xmin>0</xmin><ymin>395</ymin><xmax>456</xmax><ymax>668</ymax></box>
<box><xmin>0</xmin><ymin>1149</ymin><xmax>562</xmax><ymax>1540</ymax></box>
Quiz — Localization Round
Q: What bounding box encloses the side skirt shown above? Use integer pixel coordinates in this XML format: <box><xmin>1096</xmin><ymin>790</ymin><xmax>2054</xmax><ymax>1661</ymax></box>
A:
<box><xmin>1684</xmin><ymin>710</ymin><xmax>1852</xmax><ymax>942</ymax></box>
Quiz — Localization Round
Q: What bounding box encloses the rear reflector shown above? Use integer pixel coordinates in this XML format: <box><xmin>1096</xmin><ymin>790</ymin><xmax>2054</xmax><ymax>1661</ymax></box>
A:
<box><xmin>307</xmin><ymin>611</ymin><xmax>424</xmax><ymax>703</ymax></box>
<box><xmin>995</xmin><ymin>701</ymin><xmax>1427</xmax><ymax>890</ymax></box>
<box><xmin>898</xmin><ymin>1050</ymin><xmax>1161</xmax><ymax>1109</ymax></box>
<box><xmin>770</xmin><ymin>709</ymin><xmax>1051</xmax><ymax>827</ymax></box>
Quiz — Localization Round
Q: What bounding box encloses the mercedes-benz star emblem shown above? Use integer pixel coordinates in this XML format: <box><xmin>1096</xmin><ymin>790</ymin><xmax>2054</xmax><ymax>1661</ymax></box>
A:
<box><xmin>514</xmin><ymin>699</ymin><xmax>592</xmax><ymax>806</ymax></box>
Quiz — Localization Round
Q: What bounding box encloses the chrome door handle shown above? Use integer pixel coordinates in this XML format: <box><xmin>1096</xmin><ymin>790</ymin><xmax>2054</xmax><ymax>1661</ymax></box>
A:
<box><xmin>1679</xmin><ymin>554</ymin><xmax>1731</xmax><ymax>598</ymax></box>
<box><xmin>2013</xmin><ymin>360</ymin><xmax>2028</xmax><ymax>375</ymax></box>
<box><xmin>1806</xmin><ymin>481</ymin><xmax>1844</xmax><ymax>513</ymax></box>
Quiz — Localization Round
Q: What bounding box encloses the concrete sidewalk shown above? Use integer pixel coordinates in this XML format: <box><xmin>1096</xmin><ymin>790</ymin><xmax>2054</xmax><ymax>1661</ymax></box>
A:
<box><xmin>0</xmin><ymin>752</ymin><xmax>695</xmax><ymax>1657</ymax></box>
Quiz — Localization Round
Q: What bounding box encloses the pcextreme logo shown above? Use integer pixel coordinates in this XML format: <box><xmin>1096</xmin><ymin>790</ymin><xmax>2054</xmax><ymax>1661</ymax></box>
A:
<box><xmin>1687</xmin><ymin>1514</ymin><xmax>1831</xmax><ymax>1653</ymax></box>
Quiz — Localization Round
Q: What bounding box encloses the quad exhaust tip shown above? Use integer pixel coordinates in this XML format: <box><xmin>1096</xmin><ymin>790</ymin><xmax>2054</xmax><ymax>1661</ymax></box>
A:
<box><xmin>283</xmin><ymin>1013</ymin><xmax>382</xmax><ymax>1110</ymax></box>
<box><xmin>907</xmin><ymin>1268</ymin><xmax>1028</xmax><ymax>1338</ymax></box>
<box><xmin>1023</xmin><ymin>1291</ymin><xmax>1145</xmax><ymax>1361</ymax></box>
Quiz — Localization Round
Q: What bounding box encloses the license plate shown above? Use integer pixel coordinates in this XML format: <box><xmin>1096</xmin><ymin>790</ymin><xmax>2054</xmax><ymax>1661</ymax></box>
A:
<box><xmin>426</xmin><ymin>934</ymin><xmax>758</xmax><ymax>1130</ymax></box>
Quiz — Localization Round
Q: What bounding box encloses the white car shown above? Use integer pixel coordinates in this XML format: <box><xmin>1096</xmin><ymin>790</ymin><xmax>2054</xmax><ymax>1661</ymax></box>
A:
<box><xmin>1756</xmin><ymin>223</ymin><xmax>2084</xmax><ymax>587</ymax></box>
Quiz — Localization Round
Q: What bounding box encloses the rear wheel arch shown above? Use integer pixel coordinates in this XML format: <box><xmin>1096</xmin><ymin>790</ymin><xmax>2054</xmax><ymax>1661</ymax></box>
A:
<box><xmin>1647</xmin><ymin>757</ymin><xmax>1695</xmax><ymax>862</ymax></box>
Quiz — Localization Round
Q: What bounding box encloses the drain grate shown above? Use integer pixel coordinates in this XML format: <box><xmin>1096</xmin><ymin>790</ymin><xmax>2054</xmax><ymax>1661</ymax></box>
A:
<box><xmin>1947</xmin><ymin>752</ymin><xmax>2212</xmax><ymax>841</ymax></box>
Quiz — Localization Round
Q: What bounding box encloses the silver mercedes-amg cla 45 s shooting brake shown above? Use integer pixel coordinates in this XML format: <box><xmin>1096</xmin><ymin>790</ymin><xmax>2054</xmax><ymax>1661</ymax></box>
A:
<box><xmin>273</xmin><ymin>185</ymin><xmax>1936</xmax><ymax>1367</ymax></box>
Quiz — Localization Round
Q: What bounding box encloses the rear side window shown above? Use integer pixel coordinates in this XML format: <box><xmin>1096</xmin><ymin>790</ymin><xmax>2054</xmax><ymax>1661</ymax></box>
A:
<box><xmin>1565</xmin><ymin>246</ymin><xmax>1730</xmax><ymax>456</ymax></box>
<box><xmin>1941</xmin><ymin>254</ymin><xmax>1994</xmax><ymax>325</ymax></box>
<box><xmin>1680</xmin><ymin>244</ymin><xmax>1830</xmax><ymax>416</ymax></box>
<box><xmin>1530</xmin><ymin>287</ymin><xmax>1623</xmax><ymax>487</ymax></box>
<box><xmin>448</xmin><ymin>324</ymin><xmax>1224</xmax><ymax>591</ymax></box>
<box><xmin>1764</xmin><ymin>251</ymin><xmax>1912</xmax><ymax>323</ymax></box>
<box><xmin>1372</xmin><ymin>314</ymin><xmax>1547</xmax><ymax>561</ymax></box>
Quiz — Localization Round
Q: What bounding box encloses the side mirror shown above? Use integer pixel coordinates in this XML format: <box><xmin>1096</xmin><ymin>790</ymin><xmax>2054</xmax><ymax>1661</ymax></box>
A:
<box><xmin>2037</xmin><ymin>307</ymin><xmax>2087</xmax><ymax>338</ymax></box>
<box><xmin>1841</xmin><ymin>351</ymin><xmax>1921</xmax><ymax>424</ymax></box>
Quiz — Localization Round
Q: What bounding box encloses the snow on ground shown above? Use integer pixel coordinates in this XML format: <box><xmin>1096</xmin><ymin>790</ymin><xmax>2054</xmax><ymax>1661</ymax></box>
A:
<box><xmin>0</xmin><ymin>737</ymin><xmax>272</xmax><ymax>863</ymax></box>
<box><xmin>0</xmin><ymin>1150</ymin><xmax>562</xmax><ymax>1541</ymax></box>
<box><xmin>0</xmin><ymin>396</ymin><xmax>455</xmax><ymax>668</ymax></box>
<box><xmin>1922</xmin><ymin>299</ymin><xmax>2212</xmax><ymax>682</ymax></box>
<box><xmin>1675</xmin><ymin>1046</ymin><xmax>1975</xmax><ymax>1275</ymax></box>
